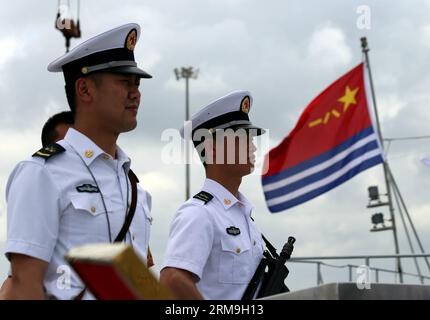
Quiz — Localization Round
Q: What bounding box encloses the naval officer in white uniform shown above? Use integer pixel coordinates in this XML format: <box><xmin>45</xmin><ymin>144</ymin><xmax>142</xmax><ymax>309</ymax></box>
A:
<box><xmin>160</xmin><ymin>91</ymin><xmax>266</xmax><ymax>300</ymax></box>
<box><xmin>1</xmin><ymin>23</ymin><xmax>153</xmax><ymax>300</ymax></box>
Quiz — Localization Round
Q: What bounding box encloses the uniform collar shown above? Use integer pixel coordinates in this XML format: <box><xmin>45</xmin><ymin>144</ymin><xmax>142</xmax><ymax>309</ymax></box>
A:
<box><xmin>202</xmin><ymin>179</ymin><xmax>253</xmax><ymax>214</ymax></box>
<box><xmin>115</xmin><ymin>145</ymin><xmax>132</xmax><ymax>172</ymax></box>
<box><xmin>64</xmin><ymin>128</ymin><xmax>131</xmax><ymax>170</ymax></box>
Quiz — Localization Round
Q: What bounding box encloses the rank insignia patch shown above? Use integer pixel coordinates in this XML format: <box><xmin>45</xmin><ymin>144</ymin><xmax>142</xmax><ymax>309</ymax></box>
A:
<box><xmin>226</xmin><ymin>226</ymin><xmax>241</xmax><ymax>236</ymax></box>
<box><xmin>76</xmin><ymin>184</ymin><xmax>100</xmax><ymax>193</ymax></box>
<box><xmin>193</xmin><ymin>191</ymin><xmax>213</xmax><ymax>204</ymax></box>
<box><xmin>32</xmin><ymin>143</ymin><xmax>65</xmax><ymax>160</ymax></box>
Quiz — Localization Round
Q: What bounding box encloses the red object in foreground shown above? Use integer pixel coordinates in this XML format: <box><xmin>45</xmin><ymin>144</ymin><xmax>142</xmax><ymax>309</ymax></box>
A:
<box><xmin>71</xmin><ymin>262</ymin><xmax>139</xmax><ymax>300</ymax></box>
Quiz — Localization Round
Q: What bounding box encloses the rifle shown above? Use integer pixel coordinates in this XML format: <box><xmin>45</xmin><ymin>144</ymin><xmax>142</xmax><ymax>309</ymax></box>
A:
<box><xmin>242</xmin><ymin>236</ymin><xmax>296</xmax><ymax>300</ymax></box>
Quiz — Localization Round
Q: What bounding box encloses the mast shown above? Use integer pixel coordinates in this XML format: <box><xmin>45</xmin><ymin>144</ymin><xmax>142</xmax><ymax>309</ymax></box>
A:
<box><xmin>361</xmin><ymin>37</ymin><xmax>403</xmax><ymax>283</ymax></box>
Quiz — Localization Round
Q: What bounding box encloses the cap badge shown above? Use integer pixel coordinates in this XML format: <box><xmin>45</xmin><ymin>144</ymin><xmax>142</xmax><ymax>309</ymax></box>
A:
<box><xmin>241</xmin><ymin>96</ymin><xmax>250</xmax><ymax>114</ymax></box>
<box><xmin>81</xmin><ymin>67</ymin><xmax>89</xmax><ymax>75</ymax></box>
<box><xmin>126</xmin><ymin>29</ymin><xmax>137</xmax><ymax>51</ymax></box>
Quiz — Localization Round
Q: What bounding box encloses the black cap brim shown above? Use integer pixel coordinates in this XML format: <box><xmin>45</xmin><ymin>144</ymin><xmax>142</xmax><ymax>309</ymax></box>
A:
<box><xmin>229</xmin><ymin>124</ymin><xmax>266</xmax><ymax>136</ymax></box>
<box><xmin>105</xmin><ymin>66</ymin><xmax>152</xmax><ymax>78</ymax></box>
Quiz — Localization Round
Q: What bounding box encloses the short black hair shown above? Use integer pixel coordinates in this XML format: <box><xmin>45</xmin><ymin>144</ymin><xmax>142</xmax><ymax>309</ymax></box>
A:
<box><xmin>65</xmin><ymin>83</ymin><xmax>76</xmax><ymax>114</ymax></box>
<box><xmin>41</xmin><ymin>111</ymin><xmax>74</xmax><ymax>147</ymax></box>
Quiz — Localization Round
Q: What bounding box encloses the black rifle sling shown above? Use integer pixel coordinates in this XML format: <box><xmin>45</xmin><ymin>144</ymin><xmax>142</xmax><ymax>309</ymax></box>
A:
<box><xmin>114</xmin><ymin>169</ymin><xmax>139</xmax><ymax>242</ymax></box>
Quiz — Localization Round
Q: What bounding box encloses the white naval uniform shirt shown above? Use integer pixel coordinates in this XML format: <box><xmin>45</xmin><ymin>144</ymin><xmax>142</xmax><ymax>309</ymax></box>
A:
<box><xmin>162</xmin><ymin>179</ymin><xmax>264</xmax><ymax>300</ymax></box>
<box><xmin>5</xmin><ymin>128</ymin><xmax>152</xmax><ymax>300</ymax></box>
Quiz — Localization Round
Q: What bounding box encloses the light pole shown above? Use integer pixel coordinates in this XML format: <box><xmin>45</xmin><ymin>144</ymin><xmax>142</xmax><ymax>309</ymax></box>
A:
<box><xmin>174</xmin><ymin>66</ymin><xmax>199</xmax><ymax>201</ymax></box>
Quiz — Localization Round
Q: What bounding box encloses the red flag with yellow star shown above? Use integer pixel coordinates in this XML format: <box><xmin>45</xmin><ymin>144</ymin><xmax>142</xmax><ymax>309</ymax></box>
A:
<box><xmin>262</xmin><ymin>63</ymin><xmax>384</xmax><ymax>212</ymax></box>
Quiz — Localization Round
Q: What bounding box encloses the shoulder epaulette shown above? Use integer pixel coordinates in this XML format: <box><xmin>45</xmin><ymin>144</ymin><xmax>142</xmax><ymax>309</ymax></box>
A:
<box><xmin>193</xmin><ymin>191</ymin><xmax>213</xmax><ymax>204</ymax></box>
<box><xmin>32</xmin><ymin>143</ymin><xmax>65</xmax><ymax>160</ymax></box>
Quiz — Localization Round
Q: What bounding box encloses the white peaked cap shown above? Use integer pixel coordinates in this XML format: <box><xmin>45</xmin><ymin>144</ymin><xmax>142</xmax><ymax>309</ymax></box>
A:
<box><xmin>48</xmin><ymin>23</ymin><xmax>152</xmax><ymax>80</ymax></box>
<box><xmin>181</xmin><ymin>90</ymin><xmax>265</xmax><ymax>140</ymax></box>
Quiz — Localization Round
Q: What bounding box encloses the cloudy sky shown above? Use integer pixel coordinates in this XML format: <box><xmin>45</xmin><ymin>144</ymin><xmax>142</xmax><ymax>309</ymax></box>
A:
<box><xmin>1</xmin><ymin>0</ymin><xmax>430</xmax><ymax>291</ymax></box>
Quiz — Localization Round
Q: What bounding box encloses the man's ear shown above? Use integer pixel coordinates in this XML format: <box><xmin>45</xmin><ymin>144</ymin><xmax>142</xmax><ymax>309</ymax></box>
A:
<box><xmin>75</xmin><ymin>78</ymin><xmax>94</xmax><ymax>103</ymax></box>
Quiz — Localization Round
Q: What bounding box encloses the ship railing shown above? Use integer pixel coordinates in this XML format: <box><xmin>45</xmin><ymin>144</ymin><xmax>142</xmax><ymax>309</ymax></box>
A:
<box><xmin>289</xmin><ymin>253</ymin><xmax>430</xmax><ymax>285</ymax></box>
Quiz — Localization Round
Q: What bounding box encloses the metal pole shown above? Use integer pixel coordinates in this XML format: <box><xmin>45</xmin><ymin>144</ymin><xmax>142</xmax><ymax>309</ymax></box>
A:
<box><xmin>175</xmin><ymin>67</ymin><xmax>198</xmax><ymax>201</ymax></box>
<box><xmin>317</xmin><ymin>263</ymin><xmax>323</xmax><ymax>285</ymax></box>
<box><xmin>361</xmin><ymin>37</ymin><xmax>403</xmax><ymax>283</ymax></box>
<box><xmin>390</xmin><ymin>167</ymin><xmax>424</xmax><ymax>283</ymax></box>
<box><xmin>348</xmin><ymin>265</ymin><xmax>353</xmax><ymax>282</ymax></box>
<box><xmin>185</xmin><ymin>76</ymin><xmax>190</xmax><ymax>200</ymax></box>
<box><xmin>387</xmin><ymin>165</ymin><xmax>430</xmax><ymax>274</ymax></box>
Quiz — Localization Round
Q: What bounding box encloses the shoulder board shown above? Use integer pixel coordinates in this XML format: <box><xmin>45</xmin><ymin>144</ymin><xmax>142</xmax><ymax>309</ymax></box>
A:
<box><xmin>32</xmin><ymin>143</ymin><xmax>65</xmax><ymax>160</ymax></box>
<box><xmin>193</xmin><ymin>191</ymin><xmax>213</xmax><ymax>204</ymax></box>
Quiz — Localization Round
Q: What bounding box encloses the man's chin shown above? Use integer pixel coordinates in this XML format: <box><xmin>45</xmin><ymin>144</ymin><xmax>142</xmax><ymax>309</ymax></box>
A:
<box><xmin>240</xmin><ymin>163</ymin><xmax>255</xmax><ymax>176</ymax></box>
<box><xmin>121</xmin><ymin>121</ymin><xmax>138</xmax><ymax>133</ymax></box>
<box><xmin>247</xmin><ymin>164</ymin><xmax>255</xmax><ymax>175</ymax></box>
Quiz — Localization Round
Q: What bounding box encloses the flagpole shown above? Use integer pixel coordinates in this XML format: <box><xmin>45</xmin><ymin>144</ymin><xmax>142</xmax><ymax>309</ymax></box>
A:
<box><xmin>360</xmin><ymin>37</ymin><xmax>403</xmax><ymax>283</ymax></box>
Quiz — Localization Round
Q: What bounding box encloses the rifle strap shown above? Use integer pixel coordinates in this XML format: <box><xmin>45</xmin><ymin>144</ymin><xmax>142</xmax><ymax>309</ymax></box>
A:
<box><xmin>114</xmin><ymin>169</ymin><xmax>139</xmax><ymax>242</ymax></box>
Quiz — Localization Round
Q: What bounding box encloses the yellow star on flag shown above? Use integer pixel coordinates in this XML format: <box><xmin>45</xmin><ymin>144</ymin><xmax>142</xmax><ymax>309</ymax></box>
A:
<box><xmin>338</xmin><ymin>86</ymin><xmax>359</xmax><ymax>112</ymax></box>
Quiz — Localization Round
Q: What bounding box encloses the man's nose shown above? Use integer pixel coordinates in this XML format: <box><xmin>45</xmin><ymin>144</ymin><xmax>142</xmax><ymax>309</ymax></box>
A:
<box><xmin>129</xmin><ymin>85</ymin><xmax>141</xmax><ymax>101</ymax></box>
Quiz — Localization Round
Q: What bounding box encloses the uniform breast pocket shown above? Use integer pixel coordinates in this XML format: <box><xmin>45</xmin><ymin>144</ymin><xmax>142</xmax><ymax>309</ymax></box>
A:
<box><xmin>143</xmin><ymin>203</ymin><xmax>153</xmax><ymax>224</ymax></box>
<box><xmin>139</xmin><ymin>204</ymin><xmax>152</xmax><ymax>245</ymax></box>
<box><xmin>70</xmin><ymin>194</ymin><xmax>112</xmax><ymax>217</ymax></box>
<box><xmin>131</xmin><ymin>189</ymin><xmax>152</xmax><ymax>248</ymax></box>
<box><xmin>65</xmin><ymin>195</ymin><xmax>117</xmax><ymax>239</ymax></box>
<box><xmin>252</xmin><ymin>233</ymin><xmax>264</xmax><ymax>262</ymax></box>
<box><xmin>128</xmin><ymin>202</ymin><xmax>152</xmax><ymax>262</ymax></box>
<box><xmin>144</xmin><ymin>206</ymin><xmax>152</xmax><ymax>243</ymax></box>
<box><xmin>218</xmin><ymin>236</ymin><xmax>252</xmax><ymax>284</ymax></box>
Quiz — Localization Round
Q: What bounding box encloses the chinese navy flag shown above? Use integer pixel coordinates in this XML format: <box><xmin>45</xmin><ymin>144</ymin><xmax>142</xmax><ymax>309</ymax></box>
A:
<box><xmin>262</xmin><ymin>63</ymin><xmax>384</xmax><ymax>213</ymax></box>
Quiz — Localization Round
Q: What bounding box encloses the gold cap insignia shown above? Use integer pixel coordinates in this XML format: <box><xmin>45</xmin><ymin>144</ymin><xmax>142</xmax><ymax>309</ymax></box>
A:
<box><xmin>81</xmin><ymin>67</ymin><xmax>89</xmax><ymax>75</ymax></box>
<box><xmin>126</xmin><ymin>29</ymin><xmax>137</xmax><ymax>51</ymax></box>
<box><xmin>241</xmin><ymin>96</ymin><xmax>250</xmax><ymax>114</ymax></box>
